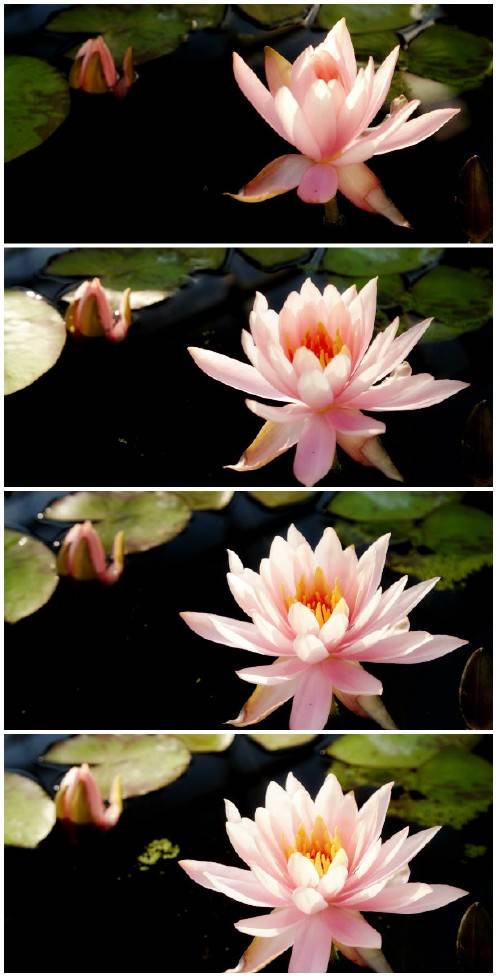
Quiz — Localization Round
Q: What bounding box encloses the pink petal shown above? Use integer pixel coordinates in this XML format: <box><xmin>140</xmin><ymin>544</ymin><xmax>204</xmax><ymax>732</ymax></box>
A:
<box><xmin>179</xmin><ymin>860</ymin><xmax>278</xmax><ymax>907</ymax></box>
<box><xmin>180</xmin><ymin>611</ymin><xmax>287</xmax><ymax>657</ymax></box>
<box><xmin>236</xmin><ymin>659</ymin><xmax>307</xmax><ymax>685</ymax></box>
<box><xmin>227</xmin><ymin>932</ymin><xmax>297</xmax><ymax>973</ymax></box>
<box><xmin>229</xmin><ymin>679</ymin><xmax>299</xmax><ymax>727</ymax></box>
<box><xmin>337</xmin><ymin>162</ymin><xmax>410</xmax><ymax>227</ymax></box>
<box><xmin>289</xmin><ymin>668</ymin><xmax>333</xmax><ymax>729</ymax></box>
<box><xmin>235</xmin><ymin>908</ymin><xmax>303</xmax><ymax>938</ymax></box>
<box><xmin>386</xmin><ymin>634</ymin><xmax>467</xmax><ymax>664</ymax></box>
<box><xmin>274</xmin><ymin>85</ymin><xmax>322</xmax><ymax>159</ymax></box>
<box><xmin>188</xmin><ymin>346</ymin><xmax>285</xmax><ymax>400</ymax></box>
<box><xmin>322</xmin><ymin>907</ymin><xmax>382</xmax><ymax>949</ymax></box>
<box><xmin>245</xmin><ymin>400</ymin><xmax>309</xmax><ymax>423</ymax></box>
<box><xmin>288</xmin><ymin>915</ymin><xmax>334</xmax><ymax>973</ymax></box>
<box><xmin>292</xmin><ymin>886</ymin><xmax>328</xmax><ymax>915</ymax></box>
<box><xmin>229</xmin><ymin>153</ymin><xmax>312</xmax><ymax>203</ymax></box>
<box><xmin>293</xmin><ymin>416</ymin><xmax>337</xmax><ymax>486</ymax></box>
<box><xmin>357</xmin><ymin>881</ymin><xmax>466</xmax><ymax>913</ymax></box>
<box><xmin>324</xmin><ymin>660</ymin><xmax>383</xmax><ymax>696</ymax></box>
<box><xmin>264</xmin><ymin>46</ymin><xmax>292</xmax><ymax>95</ymax></box>
<box><xmin>294</xmin><ymin>634</ymin><xmax>330</xmax><ymax>664</ymax></box>
<box><xmin>352</xmin><ymin>375</ymin><xmax>469</xmax><ymax>411</ymax></box>
<box><xmin>233</xmin><ymin>52</ymin><xmax>287</xmax><ymax>140</ymax></box>
<box><xmin>383</xmin><ymin>883</ymin><xmax>468</xmax><ymax>914</ymax></box>
<box><xmin>366</xmin><ymin>46</ymin><xmax>400</xmax><ymax>119</ymax></box>
<box><xmin>375</xmin><ymin>107</ymin><xmax>461</xmax><ymax>154</ymax></box>
<box><xmin>328</xmin><ymin>408</ymin><xmax>386</xmax><ymax>435</ymax></box>
<box><xmin>297</xmin><ymin>163</ymin><xmax>338</xmax><ymax>204</ymax></box>
<box><xmin>227</xmin><ymin>419</ymin><xmax>305</xmax><ymax>473</ymax></box>
<box><xmin>288</xmin><ymin>852</ymin><xmax>320</xmax><ymax>888</ymax></box>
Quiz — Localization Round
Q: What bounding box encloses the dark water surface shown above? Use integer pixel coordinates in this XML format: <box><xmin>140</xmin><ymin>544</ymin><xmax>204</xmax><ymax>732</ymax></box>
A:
<box><xmin>4</xmin><ymin>247</ymin><xmax>492</xmax><ymax>488</ymax></box>
<box><xmin>4</xmin><ymin>733</ymin><xmax>492</xmax><ymax>972</ymax></box>
<box><xmin>5</xmin><ymin>5</ymin><xmax>492</xmax><ymax>244</ymax></box>
<box><xmin>4</xmin><ymin>490</ymin><xmax>491</xmax><ymax>730</ymax></box>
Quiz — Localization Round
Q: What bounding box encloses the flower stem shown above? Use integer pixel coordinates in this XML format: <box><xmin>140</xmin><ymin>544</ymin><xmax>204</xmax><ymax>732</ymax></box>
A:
<box><xmin>324</xmin><ymin>196</ymin><xmax>340</xmax><ymax>224</ymax></box>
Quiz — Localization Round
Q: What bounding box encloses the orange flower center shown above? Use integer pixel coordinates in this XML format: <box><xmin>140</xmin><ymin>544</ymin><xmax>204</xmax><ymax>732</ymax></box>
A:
<box><xmin>286</xmin><ymin>566</ymin><xmax>344</xmax><ymax>627</ymax></box>
<box><xmin>313</xmin><ymin>50</ymin><xmax>341</xmax><ymax>84</ymax></box>
<box><xmin>287</xmin><ymin>323</ymin><xmax>344</xmax><ymax>368</ymax></box>
<box><xmin>284</xmin><ymin>816</ymin><xmax>343</xmax><ymax>877</ymax></box>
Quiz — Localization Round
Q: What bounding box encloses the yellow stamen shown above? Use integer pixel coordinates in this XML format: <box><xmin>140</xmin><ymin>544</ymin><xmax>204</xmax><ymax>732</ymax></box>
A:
<box><xmin>285</xmin><ymin>567</ymin><xmax>344</xmax><ymax>625</ymax></box>
<box><xmin>284</xmin><ymin>817</ymin><xmax>344</xmax><ymax>877</ymax></box>
<box><xmin>286</xmin><ymin>323</ymin><xmax>346</xmax><ymax>367</ymax></box>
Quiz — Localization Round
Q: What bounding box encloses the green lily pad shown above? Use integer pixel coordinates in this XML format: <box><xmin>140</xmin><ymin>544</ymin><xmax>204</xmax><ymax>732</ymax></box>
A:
<box><xmin>45</xmin><ymin>248</ymin><xmax>226</xmax><ymax>292</ymax></box>
<box><xmin>238</xmin><ymin>5</ymin><xmax>310</xmax><ymax>27</ymax></box>
<box><xmin>350</xmin><ymin>30</ymin><xmax>401</xmax><ymax>65</ymax></box>
<box><xmin>420</xmin><ymin>504</ymin><xmax>492</xmax><ymax>555</ymax></box>
<box><xmin>406</xmin><ymin>24</ymin><xmax>492</xmax><ymax>92</ymax></box>
<box><xmin>325</xmin><ymin>733</ymin><xmax>468</xmax><ymax>768</ymax></box>
<box><xmin>176</xmin><ymin>734</ymin><xmax>235</xmax><ymax>753</ymax></box>
<box><xmin>410</xmin><ymin>265</ymin><xmax>492</xmax><ymax>341</ymax></box>
<box><xmin>46</xmin><ymin>5</ymin><xmax>225</xmax><ymax>63</ymax></box>
<box><xmin>44</xmin><ymin>491</ymin><xmax>191</xmax><ymax>554</ymax></box>
<box><xmin>43</xmin><ymin>734</ymin><xmax>191</xmax><ymax>799</ymax></box>
<box><xmin>174</xmin><ymin>491</ymin><xmax>234</xmax><ymax>511</ymax></box>
<box><xmin>5</xmin><ymin>55</ymin><xmax>70</xmax><ymax>163</ymax></box>
<box><xmin>250</xmin><ymin>491</ymin><xmax>315</xmax><ymax>508</ymax></box>
<box><xmin>4</xmin><ymin>290</ymin><xmax>67</xmax><ymax>396</ymax></box>
<box><xmin>387</xmin><ymin>549</ymin><xmax>492</xmax><ymax>589</ymax></box>
<box><xmin>250</xmin><ymin>734</ymin><xmax>316</xmax><ymax>751</ymax></box>
<box><xmin>328</xmin><ymin>490</ymin><xmax>459</xmax><ymax>522</ymax></box>
<box><xmin>389</xmin><ymin>749</ymin><xmax>492</xmax><ymax>830</ymax></box>
<box><xmin>241</xmin><ymin>248</ymin><xmax>312</xmax><ymax>268</ymax></box>
<box><xmin>322</xmin><ymin>248</ymin><xmax>443</xmax><ymax>277</ymax></box>
<box><xmin>5</xmin><ymin>773</ymin><xmax>56</xmax><ymax>848</ymax></box>
<box><xmin>5</xmin><ymin>530</ymin><xmax>59</xmax><ymax>624</ymax></box>
<box><xmin>315</xmin><ymin>5</ymin><xmax>431</xmax><ymax>33</ymax></box>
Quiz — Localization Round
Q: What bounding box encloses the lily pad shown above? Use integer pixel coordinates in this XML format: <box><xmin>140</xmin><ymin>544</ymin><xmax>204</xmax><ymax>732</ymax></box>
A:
<box><xmin>250</xmin><ymin>491</ymin><xmax>315</xmax><ymax>508</ymax></box>
<box><xmin>387</xmin><ymin>549</ymin><xmax>492</xmax><ymax>589</ymax></box>
<box><xmin>249</xmin><ymin>734</ymin><xmax>316</xmax><ymax>751</ymax></box>
<box><xmin>43</xmin><ymin>734</ymin><xmax>191</xmax><ymax>799</ymax></box>
<box><xmin>5</xmin><ymin>773</ymin><xmax>56</xmax><ymax>848</ymax></box>
<box><xmin>241</xmin><ymin>248</ymin><xmax>312</xmax><ymax>268</ymax></box>
<box><xmin>4</xmin><ymin>290</ymin><xmax>67</xmax><ymax>396</ymax></box>
<box><xmin>5</xmin><ymin>55</ymin><xmax>70</xmax><ymax>163</ymax></box>
<box><xmin>238</xmin><ymin>5</ymin><xmax>310</xmax><ymax>27</ymax></box>
<box><xmin>420</xmin><ymin>504</ymin><xmax>492</xmax><ymax>554</ymax></box>
<box><xmin>409</xmin><ymin>265</ymin><xmax>492</xmax><ymax>341</ymax></box>
<box><xmin>44</xmin><ymin>491</ymin><xmax>191</xmax><ymax>554</ymax></box>
<box><xmin>325</xmin><ymin>733</ymin><xmax>464</xmax><ymax>769</ymax></box>
<box><xmin>5</xmin><ymin>530</ymin><xmax>59</xmax><ymax>624</ymax></box>
<box><xmin>176</xmin><ymin>734</ymin><xmax>235</xmax><ymax>753</ymax></box>
<box><xmin>315</xmin><ymin>5</ymin><xmax>431</xmax><ymax>33</ymax></box>
<box><xmin>174</xmin><ymin>491</ymin><xmax>234</xmax><ymax>511</ymax></box>
<box><xmin>328</xmin><ymin>490</ymin><xmax>459</xmax><ymax>522</ymax></box>
<box><xmin>322</xmin><ymin>248</ymin><xmax>442</xmax><ymax>277</ymax></box>
<box><xmin>349</xmin><ymin>30</ymin><xmax>401</xmax><ymax>64</ymax></box>
<box><xmin>47</xmin><ymin>5</ymin><xmax>225</xmax><ymax>63</ymax></box>
<box><xmin>406</xmin><ymin>25</ymin><xmax>493</xmax><ymax>92</ymax></box>
<box><xmin>389</xmin><ymin>749</ymin><xmax>492</xmax><ymax>829</ymax></box>
<box><xmin>45</xmin><ymin>248</ymin><xmax>226</xmax><ymax>292</ymax></box>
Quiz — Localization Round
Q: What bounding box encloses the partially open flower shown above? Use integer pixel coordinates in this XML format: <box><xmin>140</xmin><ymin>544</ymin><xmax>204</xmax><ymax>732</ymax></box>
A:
<box><xmin>55</xmin><ymin>763</ymin><xmax>122</xmax><ymax>830</ymax></box>
<box><xmin>57</xmin><ymin>520</ymin><xmax>124</xmax><ymax>585</ymax></box>
<box><xmin>230</xmin><ymin>18</ymin><xmax>459</xmax><ymax>224</ymax></box>
<box><xmin>189</xmin><ymin>277</ymin><xmax>469</xmax><ymax>486</ymax></box>
<box><xmin>65</xmin><ymin>278</ymin><xmax>132</xmax><ymax>342</ymax></box>
<box><xmin>69</xmin><ymin>36</ymin><xmax>135</xmax><ymax>98</ymax></box>
<box><xmin>180</xmin><ymin>771</ymin><xmax>467</xmax><ymax>973</ymax></box>
<box><xmin>181</xmin><ymin>523</ymin><xmax>467</xmax><ymax>729</ymax></box>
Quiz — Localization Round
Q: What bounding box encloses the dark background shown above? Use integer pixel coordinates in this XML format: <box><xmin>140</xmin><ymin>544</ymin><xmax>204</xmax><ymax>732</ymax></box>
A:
<box><xmin>4</xmin><ymin>247</ymin><xmax>492</xmax><ymax>488</ymax></box>
<box><xmin>4</xmin><ymin>490</ymin><xmax>492</xmax><ymax>730</ymax></box>
<box><xmin>5</xmin><ymin>4</ymin><xmax>493</xmax><ymax>244</ymax></box>
<box><xmin>4</xmin><ymin>733</ymin><xmax>492</xmax><ymax>973</ymax></box>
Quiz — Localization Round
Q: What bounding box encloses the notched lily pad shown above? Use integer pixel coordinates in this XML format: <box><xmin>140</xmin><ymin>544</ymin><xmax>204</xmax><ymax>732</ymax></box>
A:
<box><xmin>325</xmin><ymin>733</ymin><xmax>460</xmax><ymax>768</ymax></box>
<box><xmin>44</xmin><ymin>491</ymin><xmax>191</xmax><ymax>554</ymax></box>
<box><xmin>406</xmin><ymin>24</ymin><xmax>493</xmax><ymax>92</ymax></box>
<box><xmin>5</xmin><ymin>772</ymin><xmax>56</xmax><ymax>848</ymax></box>
<box><xmin>315</xmin><ymin>5</ymin><xmax>431</xmax><ymax>33</ymax></box>
<box><xmin>5</xmin><ymin>55</ymin><xmax>70</xmax><ymax>163</ymax></box>
<box><xmin>5</xmin><ymin>530</ymin><xmax>59</xmax><ymax>624</ymax></box>
<box><xmin>176</xmin><ymin>734</ymin><xmax>235</xmax><ymax>753</ymax></box>
<box><xmin>45</xmin><ymin>248</ymin><xmax>226</xmax><ymax>293</ymax></box>
<box><xmin>4</xmin><ymin>290</ymin><xmax>67</xmax><ymax>396</ymax></box>
<box><xmin>328</xmin><ymin>490</ymin><xmax>459</xmax><ymax>522</ymax></box>
<box><xmin>410</xmin><ymin>265</ymin><xmax>492</xmax><ymax>341</ymax></box>
<box><xmin>250</xmin><ymin>734</ymin><xmax>316</xmax><ymax>751</ymax></box>
<box><xmin>46</xmin><ymin>5</ymin><xmax>225</xmax><ymax>63</ymax></box>
<box><xmin>250</xmin><ymin>491</ymin><xmax>315</xmax><ymax>508</ymax></box>
<box><xmin>322</xmin><ymin>248</ymin><xmax>442</xmax><ymax>277</ymax></box>
<box><xmin>174</xmin><ymin>491</ymin><xmax>234</xmax><ymax>511</ymax></box>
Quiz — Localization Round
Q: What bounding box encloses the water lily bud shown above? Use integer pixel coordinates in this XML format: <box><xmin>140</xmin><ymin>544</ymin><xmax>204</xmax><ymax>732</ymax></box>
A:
<box><xmin>69</xmin><ymin>36</ymin><xmax>118</xmax><ymax>94</ymax></box>
<box><xmin>57</xmin><ymin>520</ymin><xmax>124</xmax><ymax>585</ymax></box>
<box><xmin>55</xmin><ymin>763</ymin><xmax>122</xmax><ymax>829</ymax></box>
<box><xmin>113</xmin><ymin>47</ymin><xmax>135</xmax><ymax>101</ymax></box>
<box><xmin>65</xmin><ymin>278</ymin><xmax>132</xmax><ymax>342</ymax></box>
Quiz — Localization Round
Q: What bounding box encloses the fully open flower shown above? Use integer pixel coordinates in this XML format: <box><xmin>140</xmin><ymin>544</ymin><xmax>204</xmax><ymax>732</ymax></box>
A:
<box><xmin>180</xmin><ymin>771</ymin><xmax>467</xmax><ymax>973</ymax></box>
<box><xmin>65</xmin><ymin>278</ymin><xmax>132</xmax><ymax>342</ymax></box>
<box><xmin>181</xmin><ymin>524</ymin><xmax>467</xmax><ymax>729</ymax></box>
<box><xmin>57</xmin><ymin>520</ymin><xmax>124</xmax><ymax>585</ymax></box>
<box><xmin>70</xmin><ymin>36</ymin><xmax>134</xmax><ymax>99</ymax></box>
<box><xmin>230</xmin><ymin>18</ymin><xmax>459</xmax><ymax>224</ymax></box>
<box><xmin>189</xmin><ymin>278</ymin><xmax>468</xmax><ymax>486</ymax></box>
<box><xmin>55</xmin><ymin>763</ymin><xmax>122</xmax><ymax>829</ymax></box>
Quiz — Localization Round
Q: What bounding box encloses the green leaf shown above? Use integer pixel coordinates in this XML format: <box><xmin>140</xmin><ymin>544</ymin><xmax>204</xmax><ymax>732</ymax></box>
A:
<box><xmin>350</xmin><ymin>30</ymin><xmax>401</xmax><ymax>64</ymax></box>
<box><xmin>43</xmin><ymin>734</ymin><xmax>191</xmax><ymax>799</ymax></box>
<box><xmin>325</xmin><ymin>733</ymin><xmax>459</xmax><ymax>768</ymax></box>
<box><xmin>390</xmin><ymin>748</ymin><xmax>492</xmax><ymax>830</ymax></box>
<box><xmin>249</xmin><ymin>491</ymin><xmax>315</xmax><ymax>508</ymax></box>
<box><xmin>45</xmin><ymin>248</ymin><xmax>226</xmax><ymax>292</ymax></box>
<box><xmin>5</xmin><ymin>773</ymin><xmax>56</xmax><ymax>848</ymax></box>
<box><xmin>410</xmin><ymin>265</ymin><xmax>492</xmax><ymax>341</ymax></box>
<box><xmin>406</xmin><ymin>24</ymin><xmax>492</xmax><ymax>92</ymax></box>
<box><xmin>4</xmin><ymin>290</ymin><xmax>67</xmax><ymax>396</ymax></box>
<box><xmin>249</xmin><ymin>734</ymin><xmax>316</xmax><ymax>751</ymax></box>
<box><xmin>327</xmin><ymin>490</ymin><xmax>459</xmax><ymax>522</ymax></box>
<box><xmin>334</xmin><ymin>518</ymin><xmax>417</xmax><ymax>548</ymax></box>
<box><xmin>387</xmin><ymin>550</ymin><xmax>492</xmax><ymax>589</ymax></box>
<box><xmin>238</xmin><ymin>5</ymin><xmax>310</xmax><ymax>27</ymax></box>
<box><xmin>420</xmin><ymin>504</ymin><xmax>492</xmax><ymax>555</ymax></box>
<box><xmin>315</xmin><ymin>5</ymin><xmax>431</xmax><ymax>33</ymax></box>
<box><xmin>174</xmin><ymin>491</ymin><xmax>234</xmax><ymax>511</ymax></box>
<box><xmin>176</xmin><ymin>734</ymin><xmax>235</xmax><ymax>753</ymax></box>
<box><xmin>44</xmin><ymin>491</ymin><xmax>191</xmax><ymax>554</ymax></box>
<box><xmin>5</xmin><ymin>530</ymin><xmax>59</xmax><ymax>624</ymax></box>
<box><xmin>322</xmin><ymin>247</ymin><xmax>443</xmax><ymax>277</ymax></box>
<box><xmin>46</xmin><ymin>4</ymin><xmax>225</xmax><ymax>63</ymax></box>
<box><xmin>5</xmin><ymin>56</ymin><xmax>70</xmax><ymax>163</ymax></box>
<box><xmin>240</xmin><ymin>248</ymin><xmax>312</xmax><ymax>268</ymax></box>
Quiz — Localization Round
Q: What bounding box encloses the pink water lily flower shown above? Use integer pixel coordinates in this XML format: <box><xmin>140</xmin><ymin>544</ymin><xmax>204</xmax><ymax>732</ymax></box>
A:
<box><xmin>57</xmin><ymin>520</ymin><xmax>125</xmax><ymax>585</ymax></box>
<box><xmin>66</xmin><ymin>278</ymin><xmax>132</xmax><ymax>342</ymax></box>
<box><xmin>188</xmin><ymin>277</ymin><xmax>468</xmax><ymax>486</ymax></box>
<box><xmin>181</xmin><ymin>524</ymin><xmax>467</xmax><ymax>729</ymax></box>
<box><xmin>230</xmin><ymin>18</ymin><xmax>459</xmax><ymax>224</ymax></box>
<box><xmin>180</xmin><ymin>771</ymin><xmax>467</xmax><ymax>973</ymax></box>
<box><xmin>70</xmin><ymin>36</ymin><xmax>134</xmax><ymax>99</ymax></box>
<box><xmin>55</xmin><ymin>763</ymin><xmax>122</xmax><ymax>829</ymax></box>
